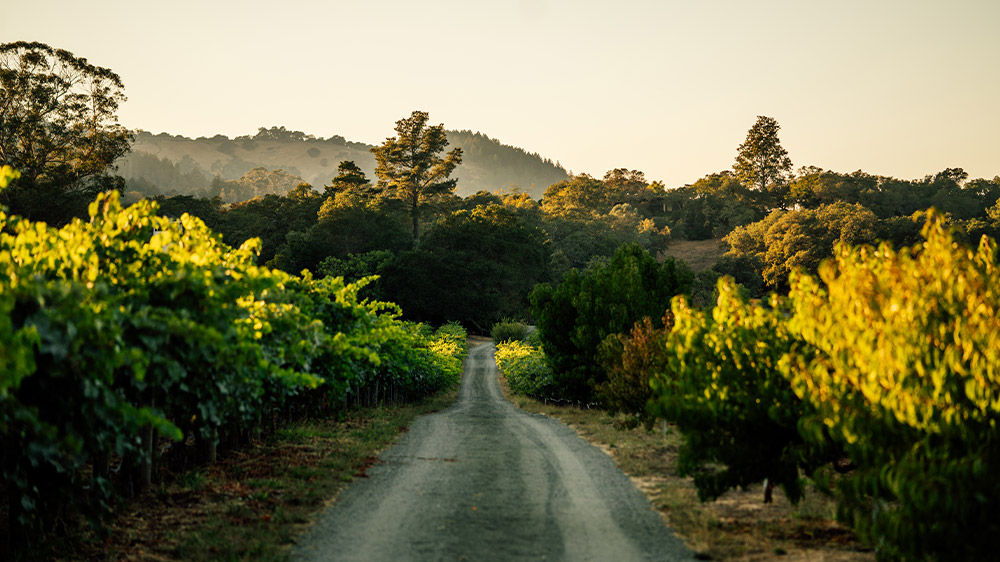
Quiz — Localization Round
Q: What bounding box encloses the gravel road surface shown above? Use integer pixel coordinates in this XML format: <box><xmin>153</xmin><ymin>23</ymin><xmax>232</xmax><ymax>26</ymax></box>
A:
<box><xmin>293</xmin><ymin>342</ymin><xmax>693</xmax><ymax>561</ymax></box>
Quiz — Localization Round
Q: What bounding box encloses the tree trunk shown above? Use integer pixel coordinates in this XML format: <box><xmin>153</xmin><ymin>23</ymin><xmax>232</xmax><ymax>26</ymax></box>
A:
<box><xmin>197</xmin><ymin>427</ymin><xmax>218</xmax><ymax>464</ymax></box>
<box><xmin>150</xmin><ymin>429</ymin><xmax>161</xmax><ymax>484</ymax></box>
<box><xmin>139</xmin><ymin>416</ymin><xmax>154</xmax><ymax>491</ymax></box>
<box><xmin>92</xmin><ymin>452</ymin><xmax>110</xmax><ymax>500</ymax></box>
<box><xmin>411</xmin><ymin>194</ymin><xmax>420</xmax><ymax>243</ymax></box>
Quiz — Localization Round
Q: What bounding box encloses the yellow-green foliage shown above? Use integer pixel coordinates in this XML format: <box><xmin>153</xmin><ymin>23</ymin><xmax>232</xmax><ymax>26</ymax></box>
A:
<box><xmin>0</xmin><ymin>165</ymin><xmax>19</xmax><ymax>189</ymax></box>
<box><xmin>643</xmin><ymin>215</ymin><xmax>1000</xmax><ymax>558</ymax></box>
<box><xmin>650</xmin><ymin>279</ymin><xmax>826</xmax><ymax>504</ymax></box>
<box><xmin>0</xmin><ymin>189</ymin><xmax>466</xmax><ymax>544</ymax></box>
<box><xmin>429</xmin><ymin>322</ymin><xmax>469</xmax><ymax>378</ymax></box>
<box><xmin>495</xmin><ymin>339</ymin><xmax>553</xmax><ymax>398</ymax></box>
<box><xmin>782</xmin><ymin>216</ymin><xmax>1000</xmax><ymax>560</ymax></box>
<box><xmin>786</xmin><ymin>218</ymin><xmax>1000</xmax><ymax>436</ymax></box>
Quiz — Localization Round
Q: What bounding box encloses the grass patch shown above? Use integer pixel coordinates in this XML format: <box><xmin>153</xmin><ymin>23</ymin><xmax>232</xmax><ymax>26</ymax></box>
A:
<box><xmin>659</xmin><ymin>239</ymin><xmax>725</xmax><ymax>272</ymax></box>
<box><xmin>41</xmin><ymin>388</ymin><xmax>458</xmax><ymax>562</ymax></box>
<box><xmin>497</xmin><ymin>373</ymin><xmax>872</xmax><ymax>561</ymax></box>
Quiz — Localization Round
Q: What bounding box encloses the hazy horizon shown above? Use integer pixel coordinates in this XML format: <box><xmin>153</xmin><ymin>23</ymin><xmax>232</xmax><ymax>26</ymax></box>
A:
<box><xmin>3</xmin><ymin>0</ymin><xmax>998</xmax><ymax>188</ymax></box>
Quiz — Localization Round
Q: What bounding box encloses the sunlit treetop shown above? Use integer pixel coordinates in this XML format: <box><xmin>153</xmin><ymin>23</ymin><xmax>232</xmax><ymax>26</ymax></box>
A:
<box><xmin>785</xmin><ymin>214</ymin><xmax>1000</xmax><ymax>437</ymax></box>
<box><xmin>0</xmin><ymin>41</ymin><xmax>133</xmax><ymax>222</ymax></box>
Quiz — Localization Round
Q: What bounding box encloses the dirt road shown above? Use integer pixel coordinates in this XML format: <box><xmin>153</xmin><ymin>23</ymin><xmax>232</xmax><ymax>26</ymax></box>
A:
<box><xmin>293</xmin><ymin>342</ymin><xmax>693</xmax><ymax>561</ymax></box>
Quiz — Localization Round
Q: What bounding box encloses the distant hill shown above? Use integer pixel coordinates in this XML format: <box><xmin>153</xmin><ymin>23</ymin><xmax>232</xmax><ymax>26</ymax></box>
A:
<box><xmin>115</xmin><ymin>127</ymin><xmax>568</xmax><ymax>200</ymax></box>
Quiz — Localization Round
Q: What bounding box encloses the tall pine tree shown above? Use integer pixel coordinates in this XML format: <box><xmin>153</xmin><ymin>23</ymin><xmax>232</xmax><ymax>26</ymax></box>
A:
<box><xmin>734</xmin><ymin>115</ymin><xmax>792</xmax><ymax>209</ymax></box>
<box><xmin>371</xmin><ymin>111</ymin><xmax>462</xmax><ymax>242</ymax></box>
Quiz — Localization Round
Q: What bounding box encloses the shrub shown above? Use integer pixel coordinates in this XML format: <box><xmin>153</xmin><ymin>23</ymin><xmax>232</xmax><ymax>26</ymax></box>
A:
<box><xmin>596</xmin><ymin>315</ymin><xmax>671</xmax><ymax>429</ymax></box>
<box><xmin>529</xmin><ymin>243</ymin><xmax>692</xmax><ymax>403</ymax></box>
<box><xmin>430</xmin><ymin>322</ymin><xmax>469</xmax><ymax>374</ymax></box>
<box><xmin>0</xmin><ymin>189</ymin><xmax>467</xmax><ymax>546</ymax></box>
<box><xmin>649</xmin><ymin>278</ymin><xmax>833</xmax><ymax>504</ymax></box>
<box><xmin>490</xmin><ymin>319</ymin><xmax>529</xmax><ymax>345</ymax></box>
<box><xmin>495</xmin><ymin>340</ymin><xmax>553</xmax><ymax>398</ymax></box>
<box><xmin>348</xmin><ymin>317</ymin><xmax>466</xmax><ymax>407</ymax></box>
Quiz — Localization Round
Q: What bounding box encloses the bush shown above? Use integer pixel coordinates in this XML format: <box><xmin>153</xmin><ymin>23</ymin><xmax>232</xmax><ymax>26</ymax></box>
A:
<box><xmin>490</xmin><ymin>319</ymin><xmax>529</xmax><ymax>345</ymax></box>
<box><xmin>596</xmin><ymin>315</ymin><xmax>670</xmax><ymax>429</ymax></box>
<box><xmin>529</xmin><ymin>242</ymin><xmax>692</xmax><ymax>403</ymax></box>
<box><xmin>345</xmin><ymin>315</ymin><xmax>466</xmax><ymax>408</ymax></box>
<box><xmin>0</xmin><ymin>190</ymin><xmax>467</xmax><ymax>546</ymax></box>
<box><xmin>495</xmin><ymin>340</ymin><xmax>553</xmax><ymax>398</ymax></box>
<box><xmin>430</xmin><ymin>322</ymin><xmax>469</xmax><ymax>373</ymax></box>
<box><xmin>649</xmin><ymin>279</ymin><xmax>833</xmax><ymax>504</ymax></box>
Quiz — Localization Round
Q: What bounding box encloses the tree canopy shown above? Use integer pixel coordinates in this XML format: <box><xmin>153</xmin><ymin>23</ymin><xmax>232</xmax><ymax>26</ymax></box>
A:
<box><xmin>530</xmin><ymin>243</ymin><xmax>693</xmax><ymax>403</ymax></box>
<box><xmin>371</xmin><ymin>111</ymin><xmax>463</xmax><ymax>241</ymax></box>
<box><xmin>324</xmin><ymin>160</ymin><xmax>373</xmax><ymax>199</ymax></box>
<box><xmin>381</xmin><ymin>204</ymin><xmax>548</xmax><ymax>330</ymax></box>
<box><xmin>723</xmin><ymin>202</ymin><xmax>878</xmax><ymax>291</ymax></box>
<box><xmin>733</xmin><ymin>115</ymin><xmax>792</xmax><ymax>207</ymax></box>
<box><xmin>0</xmin><ymin>41</ymin><xmax>132</xmax><ymax>223</ymax></box>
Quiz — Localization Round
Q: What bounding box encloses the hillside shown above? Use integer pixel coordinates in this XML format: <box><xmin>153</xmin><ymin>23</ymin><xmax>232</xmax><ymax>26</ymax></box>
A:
<box><xmin>115</xmin><ymin>127</ymin><xmax>568</xmax><ymax>200</ymax></box>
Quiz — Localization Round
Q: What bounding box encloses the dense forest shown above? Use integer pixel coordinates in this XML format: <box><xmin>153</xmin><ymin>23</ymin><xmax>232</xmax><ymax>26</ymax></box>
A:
<box><xmin>115</xmin><ymin>127</ymin><xmax>568</xmax><ymax>202</ymax></box>
<box><xmin>5</xmin><ymin>40</ymin><xmax>1000</xmax><ymax>560</ymax></box>
<box><xmin>138</xmin><ymin>128</ymin><xmax>1000</xmax><ymax>328</ymax></box>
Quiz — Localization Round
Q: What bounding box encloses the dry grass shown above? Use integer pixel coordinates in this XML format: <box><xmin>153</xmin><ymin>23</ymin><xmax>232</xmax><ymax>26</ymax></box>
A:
<box><xmin>660</xmin><ymin>239</ymin><xmax>726</xmax><ymax>272</ymax></box>
<box><xmin>500</xmin><ymin>376</ymin><xmax>873</xmax><ymax>561</ymax></box>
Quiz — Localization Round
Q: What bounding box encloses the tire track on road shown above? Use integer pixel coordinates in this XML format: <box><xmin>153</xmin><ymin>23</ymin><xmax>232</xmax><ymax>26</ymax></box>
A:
<box><xmin>293</xmin><ymin>342</ymin><xmax>693</xmax><ymax>561</ymax></box>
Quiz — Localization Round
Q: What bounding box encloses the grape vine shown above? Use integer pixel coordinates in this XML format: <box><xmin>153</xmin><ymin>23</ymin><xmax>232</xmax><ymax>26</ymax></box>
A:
<box><xmin>0</xmin><ymin>186</ymin><xmax>465</xmax><ymax>545</ymax></box>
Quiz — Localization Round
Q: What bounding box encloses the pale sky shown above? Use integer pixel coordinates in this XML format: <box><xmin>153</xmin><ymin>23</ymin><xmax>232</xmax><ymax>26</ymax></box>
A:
<box><xmin>3</xmin><ymin>0</ymin><xmax>998</xmax><ymax>188</ymax></box>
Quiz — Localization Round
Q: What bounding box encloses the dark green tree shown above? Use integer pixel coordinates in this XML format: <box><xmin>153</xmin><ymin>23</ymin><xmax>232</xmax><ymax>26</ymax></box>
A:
<box><xmin>787</xmin><ymin>168</ymin><xmax>872</xmax><ymax>209</ymax></box>
<box><xmin>602</xmin><ymin>168</ymin><xmax>670</xmax><ymax>217</ymax></box>
<box><xmin>316</xmin><ymin>249</ymin><xmax>396</xmax><ymax>301</ymax></box>
<box><xmin>210</xmin><ymin>192</ymin><xmax>323</xmax><ymax>265</ymax></box>
<box><xmin>269</xmin><ymin>194</ymin><xmax>411</xmax><ymax>274</ymax></box>
<box><xmin>324</xmin><ymin>160</ymin><xmax>373</xmax><ymax>198</ymax></box>
<box><xmin>155</xmin><ymin>194</ymin><xmax>226</xmax><ymax>227</ymax></box>
<box><xmin>663</xmin><ymin>171</ymin><xmax>763</xmax><ymax>240</ymax></box>
<box><xmin>0</xmin><ymin>41</ymin><xmax>133</xmax><ymax>224</ymax></box>
<box><xmin>500</xmin><ymin>190</ymin><xmax>543</xmax><ymax>217</ymax></box>
<box><xmin>603</xmin><ymin>168</ymin><xmax>649</xmax><ymax>199</ymax></box>
<box><xmin>381</xmin><ymin>204</ymin><xmax>548</xmax><ymax>331</ymax></box>
<box><xmin>453</xmin><ymin>190</ymin><xmax>503</xmax><ymax>211</ymax></box>
<box><xmin>529</xmin><ymin>243</ymin><xmax>693</xmax><ymax>402</ymax></box>
<box><xmin>371</xmin><ymin>111</ymin><xmax>463</xmax><ymax>241</ymax></box>
<box><xmin>733</xmin><ymin>115</ymin><xmax>792</xmax><ymax>208</ymax></box>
